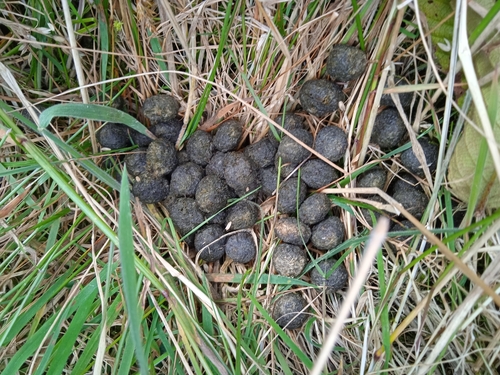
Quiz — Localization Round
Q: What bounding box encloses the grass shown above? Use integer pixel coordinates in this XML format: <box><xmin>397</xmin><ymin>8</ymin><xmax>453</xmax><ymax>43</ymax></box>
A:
<box><xmin>1</xmin><ymin>0</ymin><xmax>500</xmax><ymax>374</ymax></box>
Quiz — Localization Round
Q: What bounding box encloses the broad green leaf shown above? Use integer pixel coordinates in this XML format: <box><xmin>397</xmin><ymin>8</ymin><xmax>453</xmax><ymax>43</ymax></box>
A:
<box><xmin>419</xmin><ymin>0</ymin><xmax>455</xmax><ymax>70</ymax></box>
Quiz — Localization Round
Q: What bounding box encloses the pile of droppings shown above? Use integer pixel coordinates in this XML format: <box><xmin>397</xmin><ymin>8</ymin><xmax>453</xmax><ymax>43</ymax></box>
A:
<box><xmin>97</xmin><ymin>43</ymin><xmax>437</xmax><ymax>331</ymax></box>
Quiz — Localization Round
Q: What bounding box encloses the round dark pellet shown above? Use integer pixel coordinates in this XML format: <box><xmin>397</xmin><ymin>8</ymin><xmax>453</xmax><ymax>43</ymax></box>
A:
<box><xmin>277</xmin><ymin>178</ymin><xmax>307</xmax><ymax>214</ymax></box>
<box><xmin>370</xmin><ymin>108</ymin><xmax>406</xmax><ymax>150</ymax></box>
<box><xmin>143</xmin><ymin>94</ymin><xmax>180</xmax><ymax>124</ymax></box>
<box><xmin>194</xmin><ymin>224</ymin><xmax>226</xmax><ymax>262</ymax></box>
<box><xmin>97</xmin><ymin>123</ymin><xmax>132</xmax><ymax>149</ymax></box>
<box><xmin>298</xmin><ymin>193</ymin><xmax>331</xmax><ymax>225</ymax></box>
<box><xmin>326</xmin><ymin>44</ymin><xmax>367</xmax><ymax>82</ymax></box>
<box><xmin>244</xmin><ymin>138</ymin><xmax>277</xmax><ymax>169</ymax></box>
<box><xmin>186</xmin><ymin>129</ymin><xmax>214</xmax><ymax>167</ymax></box>
<box><xmin>150</xmin><ymin>117</ymin><xmax>183</xmax><ymax>144</ymax></box>
<box><xmin>223</xmin><ymin>152</ymin><xmax>258</xmax><ymax>197</ymax></box>
<box><xmin>170</xmin><ymin>162</ymin><xmax>205</xmax><ymax>197</ymax></box>
<box><xmin>225</xmin><ymin>232</ymin><xmax>256</xmax><ymax>263</ymax></box>
<box><xmin>225</xmin><ymin>200</ymin><xmax>259</xmax><ymax>231</ymax></box>
<box><xmin>400</xmin><ymin>137</ymin><xmax>439</xmax><ymax>177</ymax></box>
<box><xmin>273</xmin><ymin>243</ymin><xmax>308</xmax><ymax>278</ymax></box>
<box><xmin>357</xmin><ymin>167</ymin><xmax>387</xmax><ymax>190</ymax></box>
<box><xmin>310</xmin><ymin>258</ymin><xmax>348</xmax><ymax>291</ymax></box>
<box><xmin>314</xmin><ymin>126</ymin><xmax>348</xmax><ymax>163</ymax></box>
<box><xmin>274</xmin><ymin>217</ymin><xmax>311</xmax><ymax>246</ymax></box>
<box><xmin>146</xmin><ymin>138</ymin><xmax>178</xmax><ymax>177</ymax></box>
<box><xmin>195</xmin><ymin>175</ymin><xmax>231</xmax><ymax>215</ymax></box>
<box><xmin>213</xmin><ymin>120</ymin><xmax>243</xmax><ymax>152</ymax></box>
<box><xmin>276</xmin><ymin>128</ymin><xmax>313</xmax><ymax>166</ymax></box>
<box><xmin>124</xmin><ymin>147</ymin><xmax>148</xmax><ymax>177</ymax></box>
<box><xmin>272</xmin><ymin>293</ymin><xmax>308</xmax><ymax>329</ymax></box>
<box><xmin>300</xmin><ymin>159</ymin><xmax>339</xmax><ymax>189</ymax></box>
<box><xmin>310</xmin><ymin>216</ymin><xmax>344</xmax><ymax>251</ymax></box>
<box><xmin>132</xmin><ymin>173</ymin><xmax>170</xmax><ymax>204</ymax></box>
<box><xmin>299</xmin><ymin>79</ymin><xmax>345</xmax><ymax>117</ymax></box>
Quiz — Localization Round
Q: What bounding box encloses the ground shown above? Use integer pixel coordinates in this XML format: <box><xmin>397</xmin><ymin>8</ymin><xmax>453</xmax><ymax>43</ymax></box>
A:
<box><xmin>0</xmin><ymin>0</ymin><xmax>499</xmax><ymax>374</ymax></box>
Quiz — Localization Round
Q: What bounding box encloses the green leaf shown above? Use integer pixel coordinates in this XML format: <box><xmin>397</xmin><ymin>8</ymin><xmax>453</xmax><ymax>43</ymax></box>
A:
<box><xmin>118</xmin><ymin>168</ymin><xmax>149</xmax><ymax>374</ymax></box>
<box><xmin>39</xmin><ymin>103</ymin><xmax>148</xmax><ymax>134</ymax></box>
<box><xmin>419</xmin><ymin>0</ymin><xmax>455</xmax><ymax>70</ymax></box>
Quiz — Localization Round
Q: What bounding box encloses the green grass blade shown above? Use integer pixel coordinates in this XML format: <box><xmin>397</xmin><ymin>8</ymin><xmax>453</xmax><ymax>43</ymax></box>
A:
<box><xmin>248</xmin><ymin>294</ymin><xmax>313</xmax><ymax>370</ymax></box>
<box><xmin>0</xmin><ymin>108</ymin><xmax>118</xmax><ymax>244</ymax></box>
<box><xmin>117</xmin><ymin>329</ymin><xmax>137</xmax><ymax>375</ymax></box>
<box><xmin>377</xmin><ymin>249</ymin><xmax>391</xmax><ymax>367</ymax></box>
<box><xmin>469</xmin><ymin>0</ymin><xmax>500</xmax><ymax>45</ymax></box>
<box><xmin>39</xmin><ymin>103</ymin><xmax>148</xmax><ymax>134</ymax></box>
<box><xmin>182</xmin><ymin>0</ymin><xmax>236</xmax><ymax>142</ymax></box>
<box><xmin>0</xmin><ymin>315</ymin><xmax>59</xmax><ymax>375</ymax></box>
<box><xmin>96</xmin><ymin>2</ymin><xmax>110</xmax><ymax>101</ymax></box>
<box><xmin>351</xmin><ymin>0</ymin><xmax>366</xmax><ymax>50</ymax></box>
<box><xmin>118</xmin><ymin>168</ymin><xmax>148</xmax><ymax>375</ymax></box>
<box><xmin>72</xmin><ymin>296</ymin><xmax>122</xmax><ymax>375</ymax></box>
<box><xmin>46</xmin><ymin>293</ymin><xmax>98</xmax><ymax>374</ymax></box>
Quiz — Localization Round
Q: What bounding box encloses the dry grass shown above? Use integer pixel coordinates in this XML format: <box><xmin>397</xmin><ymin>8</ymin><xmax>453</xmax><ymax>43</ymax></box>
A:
<box><xmin>1</xmin><ymin>0</ymin><xmax>499</xmax><ymax>374</ymax></box>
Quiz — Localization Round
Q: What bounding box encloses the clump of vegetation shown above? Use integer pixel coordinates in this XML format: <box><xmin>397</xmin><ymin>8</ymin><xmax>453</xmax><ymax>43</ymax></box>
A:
<box><xmin>0</xmin><ymin>0</ymin><xmax>498</xmax><ymax>374</ymax></box>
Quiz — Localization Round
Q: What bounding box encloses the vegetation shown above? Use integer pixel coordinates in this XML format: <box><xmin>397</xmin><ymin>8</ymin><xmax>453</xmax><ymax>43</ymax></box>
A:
<box><xmin>0</xmin><ymin>0</ymin><xmax>499</xmax><ymax>374</ymax></box>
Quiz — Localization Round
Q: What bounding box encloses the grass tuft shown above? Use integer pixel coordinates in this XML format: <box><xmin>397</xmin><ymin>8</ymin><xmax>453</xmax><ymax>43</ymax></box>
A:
<box><xmin>1</xmin><ymin>0</ymin><xmax>499</xmax><ymax>373</ymax></box>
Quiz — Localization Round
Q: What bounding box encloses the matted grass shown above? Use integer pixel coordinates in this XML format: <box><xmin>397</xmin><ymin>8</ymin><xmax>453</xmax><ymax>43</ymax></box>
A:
<box><xmin>0</xmin><ymin>0</ymin><xmax>499</xmax><ymax>374</ymax></box>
